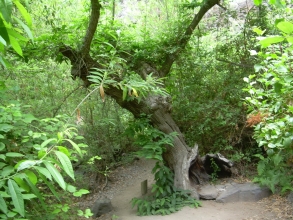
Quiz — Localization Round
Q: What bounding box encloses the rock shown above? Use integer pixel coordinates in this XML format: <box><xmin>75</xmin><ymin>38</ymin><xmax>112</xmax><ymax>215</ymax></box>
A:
<box><xmin>91</xmin><ymin>197</ymin><xmax>113</xmax><ymax>218</ymax></box>
<box><xmin>287</xmin><ymin>192</ymin><xmax>293</xmax><ymax>205</ymax></box>
<box><xmin>198</xmin><ymin>184</ymin><xmax>219</xmax><ymax>200</ymax></box>
<box><xmin>216</xmin><ymin>182</ymin><xmax>271</xmax><ymax>203</ymax></box>
<box><xmin>198</xmin><ymin>182</ymin><xmax>272</xmax><ymax>202</ymax></box>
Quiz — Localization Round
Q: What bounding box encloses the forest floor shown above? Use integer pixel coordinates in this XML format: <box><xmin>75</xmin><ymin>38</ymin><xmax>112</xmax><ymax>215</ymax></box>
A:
<box><xmin>78</xmin><ymin>158</ymin><xmax>293</xmax><ymax>220</ymax></box>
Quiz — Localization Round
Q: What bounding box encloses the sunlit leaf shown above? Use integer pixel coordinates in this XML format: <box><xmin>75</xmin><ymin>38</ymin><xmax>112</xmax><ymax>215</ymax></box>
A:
<box><xmin>8</xmin><ymin>35</ymin><xmax>23</xmax><ymax>56</ymax></box>
<box><xmin>24</xmin><ymin>169</ymin><xmax>38</xmax><ymax>185</ymax></box>
<box><xmin>286</xmin><ymin>36</ymin><xmax>293</xmax><ymax>43</ymax></box>
<box><xmin>277</xmin><ymin>21</ymin><xmax>293</xmax><ymax>34</ymax></box>
<box><xmin>66</xmin><ymin>184</ymin><xmax>76</xmax><ymax>193</ymax></box>
<box><xmin>253</xmin><ymin>0</ymin><xmax>262</xmax><ymax>5</ymax></box>
<box><xmin>73</xmin><ymin>189</ymin><xmax>89</xmax><ymax>197</ymax></box>
<box><xmin>13</xmin><ymin>16</ymin><xmax>33</xmax><ymax>41</ymax></box>
<box><xmin>132</xmin><ymin>88</ymin><xmax>138</xmax><ymax>97</ymax></box>
<box><xmin>13</xmin><ymin>0</ymin><xmax>32</xmax><ymax>27</ymax></box>
<box><xmin>17</xmin><ymin>160</ymin><xmax>38</xmax><ymax>172</ymax></box>
<box><xmin>259</xmin><ymin>36</ymin><xmax>284</xmax><ymax>48</ymax></box>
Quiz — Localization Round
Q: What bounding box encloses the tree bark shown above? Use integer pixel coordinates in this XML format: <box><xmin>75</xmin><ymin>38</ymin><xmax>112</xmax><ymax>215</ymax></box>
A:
<box><xmin>60</xmin><ymin>0</ymin><xmax>221</xmax><ymax>192</ymax></box>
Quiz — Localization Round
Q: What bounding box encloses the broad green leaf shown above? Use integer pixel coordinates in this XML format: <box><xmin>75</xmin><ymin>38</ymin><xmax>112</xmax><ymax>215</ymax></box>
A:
<box><xmin>34</xmin><ymin>166</ymin><xmax>52</xmax><ymax>180</ymax></box>
<box><xmin>277</xmin><ymin>21</ymin><xmax>293</xmax><ymax>34</ymax></box>
<box><xmin>73</xmin><ymin>189</ymin><xmax>89</xmax><ymax>197</ymax></box>
<box><xmin>259</xmin><ymin>36</ymin><xmax>284</xmax><ymax>48</ymax></box>
<box><xmin>0</xmin><ymin>0</ymin><xmax>13</xmax><ymax>22</ymax></box>
<box><xmin>13</xmin><ymin>16</ymin><xmax>33</xmax><ymax>41</ymax></box>
<box><xmin>37</xmin><ymin>150</ymin><xmax>46</xmax><ymax>159</ymax></box>
<box><xmin>252</xmin><ymin>27</ymin><xmax>265</xmax><ymax>36</ymax></box>
<box><xmin>274</xmin><ymin>82</ymin><xmax>282</xmax><ymax>94</ymax></box>
<box><xmin>283</xmin><ymin>138</ymin><xmax>292</xmax><ymax>148</ymax></box>
<box><xmin>57</xmin><ymin>146</ymin><xmax>70</xmax><ymax>156</ymax></box>
<box><xmin>21</xmin><ymin>113</ymin><xmax>36</xmax><ymax>123</ymax></box>
<box><xmin>22</xmin><ymin>193</ymin><xmax>37</xmax><ymax>200</ymax></box>
<box><xmin>24</xmin><ymin>170</ymin><xmax>37</xmax><ymax>185</ymax></box>
<box><xmin>0</xmin><ymin>162</ymin><xmax>6</xmax><ymax>169</ymax></box>
<box><xmin>65</xmin><ymin>139</ymin><xmax>82</xmax><ymax>157</ymax></box>
<box><xmin>43</xmin><ymin>161</ymin><xmax>66</xmax><ymax>190</ymax></box>
<box><xmin>66</xmin><ymin>184</ymin><xmax>76</xmax><ymax>193</ymax></box>
<box><xmin>55</xmin><ymin>151</ymin><xmax>74</xmax><ymax>180</ymax></box>
<box><xmin>0</xmin><ymin>123</ymin><xmax>13</xmax><ymax>132</ymax></box>
<box><xmin>253</xmin><ymin>0</ymin><xmax>262</xmax><ymax>5</ymax></box>
<box><xmin>0</xmin><ymin>154</ymin><xmax>6</xmax><ymax>160</ymax></box>
<box><xmin>41</xmin><ymin>138</ymin><xmax>57</xmax><ymax>148</ymax></box>
<box><xmin>8</xmin><ymin>179</ymin><xmax>24</xmax><ymax>217</ymax></box>
<box><xmin>14</xmin><ymin>174</ymin><xmax>30</xmax><ymax>192</ymax></box>
<box><xmin>1</xmin><ymin>165</ymin><xmax>14</xmax><ymax>177</ymax></box>
<box><xmin>17</xmin><ymin>160</ymin><xmax>38</xmax><ymax>172</ymax></box>
<box><xmin>8</xmin><ymin>35</ymin><xmax>23</xmax><ymax>56</ymax></box>
<box><xmin>0</xmin><ymin>17</ymin><xmax>10</xmax><ymax>44</ymax></box>
<box><xmin>13</xmin><ymin>0</ymin><xmax>32</xmax><ymax>27</ymax></box>
<box><xmin>286</xmin><ymin>36</ymin><xmax>293</xmax><ymax>43</ymax></box>
<box><xmin>6</xmin><ymin>152</ymin><xmax>24</xmax><ymax>157</ymax></box>
<box><xmin>0</xmin><ymin>194</ymin><xmax>7</xmax><ymax>214</ymax></box>
<box><xmin>0</xmin><ymin>35</ymin><xmax>6</xmax><ymax>46</ymax></box>
<box><xmin>0</xmin><ymin>56</ymin><xmax>7</xmax><ymax>68</ymax></box>
<box><xmin>24</xmin><ymin>176</ymin><xmax>46</xmax><ymax>208</ymax></box>
<box><xmin>6</xmin><ymin>27</ymin><xmax>27</xmax><ymax>41</ymax></box>
<box><xmin>273</xmin><ymin>154</ymin><xmax>282</xmax><ymax>166</ymax></box>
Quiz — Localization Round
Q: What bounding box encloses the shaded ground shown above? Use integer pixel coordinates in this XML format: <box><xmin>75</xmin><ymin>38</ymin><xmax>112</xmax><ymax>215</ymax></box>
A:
<box><xmin>78</xmin><ymin>158</ymin><xmax>293</xmax><ymax>220</ymax></box>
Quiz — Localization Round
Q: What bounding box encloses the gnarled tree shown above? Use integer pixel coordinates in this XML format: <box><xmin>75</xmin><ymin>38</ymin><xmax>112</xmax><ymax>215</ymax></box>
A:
<box><xmin>60</xmin><ymin>0</ymin><xmax>223</xmax><ymax>195</ymax></box>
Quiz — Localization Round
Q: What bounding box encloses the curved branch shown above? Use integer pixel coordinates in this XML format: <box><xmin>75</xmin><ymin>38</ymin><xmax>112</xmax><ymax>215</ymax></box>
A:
<box><xmin>80</xmin><ymin>0</ymin><xmax>101</xmax><ymax>56</ymax></box>
<box><xmin>160</xmin><ymin>0</ymin><xmax>220</xmax><ymax>76</ymax></box>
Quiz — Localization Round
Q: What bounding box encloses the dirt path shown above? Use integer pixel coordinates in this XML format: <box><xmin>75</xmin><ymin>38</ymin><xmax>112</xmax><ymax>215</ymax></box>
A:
<box><xmin>82</xmin><ymin>158</ymin><xmax>292</xmax><ymax>220</ymax></box>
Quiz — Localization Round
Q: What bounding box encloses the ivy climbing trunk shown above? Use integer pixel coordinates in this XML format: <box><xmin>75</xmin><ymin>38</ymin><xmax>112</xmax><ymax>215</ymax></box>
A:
<box><xmin>60</xmin><ymin>0</ymin><xmax>222</xmax><ymax>193</ymax></box>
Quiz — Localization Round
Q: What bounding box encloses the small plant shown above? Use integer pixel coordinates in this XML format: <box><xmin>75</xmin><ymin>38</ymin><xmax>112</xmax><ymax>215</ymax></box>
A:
<box><xmin>77</xmin><ymin>208</ymin><xmax>93</xmax><ymax>218</ymax></box>
<box><xmin>131</xmin><ymin>162</ymin><xmax>201</xmax><ymax>216</ymax></box>
<box><xmin>128</xmin><ymin>114</ymin><xmax>200</xmax><ymax>216</ymax></box>
<box><xmin>210</xmin><ymin>158</ymin><xmax>220</xmax><ymax>183</ymax></box>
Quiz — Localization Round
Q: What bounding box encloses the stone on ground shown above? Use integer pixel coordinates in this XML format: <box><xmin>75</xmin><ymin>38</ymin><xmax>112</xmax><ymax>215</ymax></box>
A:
<box><xmin>91</xmin><ymin>197</ymin><xmax>113</xmax><ymax>218</ymax></box>
<box><xmin>198</xmin><ymin>182</ymin><xmax>271</xmax><ymax>203</ymax></box>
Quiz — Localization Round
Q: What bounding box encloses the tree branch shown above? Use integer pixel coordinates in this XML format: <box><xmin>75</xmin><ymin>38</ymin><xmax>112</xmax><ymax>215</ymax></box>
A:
<box><xmin>80</xmin><ymin>0</ymin><xmax>101</xmax><ymax>57</ymax></box>
<box><xmin>160</xmin><ymin>0</ymin><xmax>220</xmax><ymax>76</ymax></box>
<box><xmin>216</xmin><ymin>58</ymin><xmax>254</xmax><ymax>68</ymax></box>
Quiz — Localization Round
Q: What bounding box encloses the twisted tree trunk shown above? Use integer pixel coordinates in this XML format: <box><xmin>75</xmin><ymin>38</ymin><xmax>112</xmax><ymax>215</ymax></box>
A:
<box><xmin>60</xmin><ymin>0</ymin><xmax>222</xmax><ymax>194</ymax></box>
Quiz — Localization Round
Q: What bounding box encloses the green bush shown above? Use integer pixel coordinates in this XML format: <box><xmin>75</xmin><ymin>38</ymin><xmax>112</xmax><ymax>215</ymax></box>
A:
<box><xmin>0</xmin><ymin>101</ymin><xmax>90</xmax><ymax>219</ymax></box>
<box><xmin>244</xmin><ymin>20</ymin><xmax>293</xmax><ymax>193</ymax></box>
